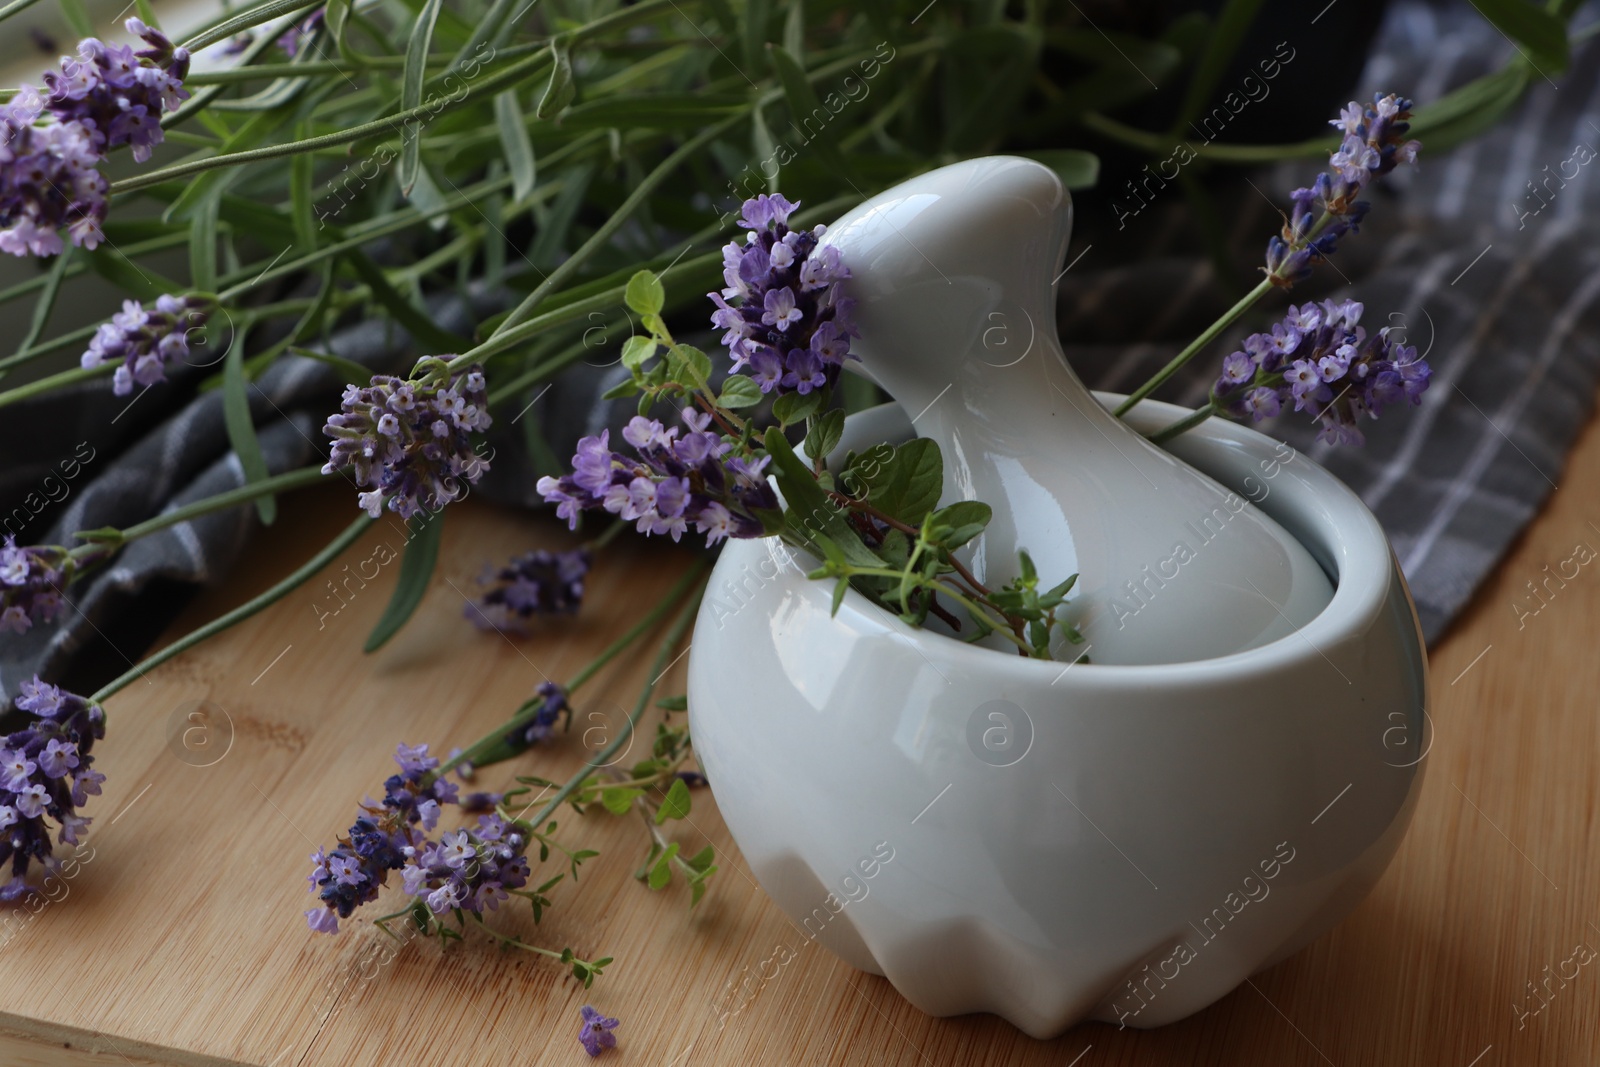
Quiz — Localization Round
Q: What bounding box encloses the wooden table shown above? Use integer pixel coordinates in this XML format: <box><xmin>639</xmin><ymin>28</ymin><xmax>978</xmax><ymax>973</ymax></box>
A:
<box><xmin>2</xmin><ymin>412</ymin><xmax>1598</xmax><ymax>1067</ymax></box>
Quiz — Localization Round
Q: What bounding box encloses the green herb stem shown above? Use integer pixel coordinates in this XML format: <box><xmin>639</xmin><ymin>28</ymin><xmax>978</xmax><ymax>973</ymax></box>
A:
<box><xmin>90</xmin><ymin>515</ymin><xmax>373</xmax><ymax>704</ymax></box>
<box><xmin>70</xmin><ymin>465</ymin><xmax>328</xmax><ymax>559</ymax></box>
<box><xmin>1113</xmin><ymin>278</ymin><xmax>1272</xmax><ymax>416</ymax></box>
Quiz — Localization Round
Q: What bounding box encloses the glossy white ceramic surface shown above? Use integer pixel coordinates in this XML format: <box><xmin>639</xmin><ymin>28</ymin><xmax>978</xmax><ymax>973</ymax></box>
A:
<box><xmin>817</xmin><ymin>156</ymin><xmax>1332</xmax><ymax>664</ymax></box>
<box><xmin>687</xmin><ymin>397</ymin><xmax>1429</xmax><ymax>1037</ymax></box>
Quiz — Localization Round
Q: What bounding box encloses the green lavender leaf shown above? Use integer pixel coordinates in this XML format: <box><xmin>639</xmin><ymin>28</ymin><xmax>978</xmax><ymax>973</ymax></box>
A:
<box><xmin>537</xmin><ymin>38</ymin><xmax>576</xmax><ymax>120</ymax></box>
<box><xmin>1470</xmin><ymin>0</ymin><xmax>1569</xmax><ymax>73</ymax></box>
<box><xmin>400</xmin><ymin>0</ymin><xmax>447</xmax><ymax>196</ymax></box>
<box><xmin>771</xmin><ymin>390</ymin><xmax>823</xmax><ymax>427</ymax></box>
<box><xmin>17</xmin><ymin>247</ymin><xmax>72</xmax><ymax>356</ymax></box>
<box><xmin>222</xmin><ymin>329</ymin><xmax>277</xmax><ymax>525</ymax></box>
<box><xmin>59</xmin><ymin>0</ymin><xmax>92</xmax><ymax>37</ymax></box>
<box><xmin>364</xmin><ymin>510</ymin><xmax>445</xmax><ymax>653</ymax></box>
<box><xmin>494</xmin><ymin>90</ymin><xmax>537</xmax><ymax>202</ymax></box>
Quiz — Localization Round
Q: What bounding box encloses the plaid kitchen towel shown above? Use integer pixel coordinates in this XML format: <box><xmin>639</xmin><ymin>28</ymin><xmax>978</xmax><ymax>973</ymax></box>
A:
<box><xmin>3</xmin><ymin>0</ymin><xmax>1597</xmax><ymax>697</ymax></box>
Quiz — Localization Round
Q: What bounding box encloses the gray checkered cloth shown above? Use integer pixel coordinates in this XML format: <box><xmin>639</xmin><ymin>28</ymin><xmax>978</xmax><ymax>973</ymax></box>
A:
<box><xmin>3</xmin><ymin>0</ymin><xmax>1597</xmax><ymax>699</ymax></box>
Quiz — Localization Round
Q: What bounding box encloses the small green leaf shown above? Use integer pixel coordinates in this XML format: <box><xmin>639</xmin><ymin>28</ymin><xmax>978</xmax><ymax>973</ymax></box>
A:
<box><xmin>399</xmin><ymin>0</ymin><xmax>446</xmax><ymax>196</ymax></box>
<box><xmin>667</xmin><ymin>344</ymin><xmax>712</xmax><ymax>389</ymax></box>
<box><xmin>620</xmin><ymin>334</ymin><xmax>656</xmax><ymax>371</ymax></box>
<box><xmin>537</xmin><ymin>38</ymin><xmax>576</xmax><ymax>120</ymax></box>
<box><xmin>364</xmin><ymin>511</ymin><xmax>445</xmax><ymax>653</ymax></box>
<box><xmin>854</xmin><ymin>439</ymin><xmax>944</xmax><ymax>527</ymax></box>
<box><xmin>655</xmin><ymin>694</ymin><xmax>688</xmax><ymax>712</ymax></box>
<box><xmin>601</xmin><ymin>786</ymin><xmax>644</xmax><ymax>815</ymax></box>
<box><xmin>655</xmin><ymin>778</ymin><xmax>691</xmax><ymax>823</ymax></box>
<box><xmin>601</xmin><ymin>379</ymin><xmax>641</xmax><ymax>401</ymax></box>
<box><xmin>684</xmin><ymin>846</ymin><xmax>715</xmax><ymax>874</ymax></box>
<box><xmin>926</xmin><ymin>500</ymin><xmax>992</xmax><ymax>549</ymax></box>
<box><xmin>494</xmin><ymin>90</ymin><xmax>537</xmax><ymax>202</ymax></box>
<box><xmin>804</xmin><ymin>410</ymin><xmax>845</xmax><ymax>462</ymax></box>
<box><xmin>718</xmin><ymin>375</ymin><xmax>764</xmax><ymax>409</ymax></box>
<box><xmin>648</xmin><ymin>842</ymin><xmax>679</xmax><ymax>890</ymax></box>
<box><xmin>222</xmin><ymin>328</ymin><xmax>277</xmax><ymax>525</ymax></box>
<box><xmin>624</xmin><ymin>270</ymin><xmax>665</xmax><ymax>316</ymax></box>
<box><xmin>771</xmin><ymin>390</ymin><xmax>822</xmax><ymax>426</ymax></box>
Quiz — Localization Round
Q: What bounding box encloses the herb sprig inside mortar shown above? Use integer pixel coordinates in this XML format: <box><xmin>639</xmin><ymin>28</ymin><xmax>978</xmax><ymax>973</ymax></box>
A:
<box><xmin>539</xmin><ymin>194</ymin><xmax>1089</xmax><ymax>661</ymax></box>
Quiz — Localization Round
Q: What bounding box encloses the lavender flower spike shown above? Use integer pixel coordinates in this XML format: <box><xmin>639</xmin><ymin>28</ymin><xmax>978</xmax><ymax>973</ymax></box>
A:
<box><xmin>1210</xmin><ymin>299</ymin><xmax>1431</xmax><ymax>445</ymax></box>
<box><xmin>79</xmin><ymin>294</ymin><xmax>214</xmax><ymax>395</ymax></box>
<box><xmin>0</xmin><ymin>678</ymin><xmax>106</xmax><ymax>900</ymax></box>
<box><xmin>469</xmin><ymin>547</ymin><xmax>591</xmax><ymax>631</ymax></box>
<box><xmin>1264</xmin><ymin>93</ymin><xmax>1421</xmax><ymax>287</ymax></box>
<box><xmin>322</xmin><ymin>358</ymin><xmax>493</xmax><ymax>520</ymax></box>
<box><xmin>538</xmin><ymin>410</ymin><xmax>780</xmax><ymax>549</ymax></box>
<box><xmin>0</xmin><ymin>540</ymin><xmax>76</xmax><ymax>634</ymax></box>
<box><xmin>0</xmin><ymin>19</ymin><xmax>189</xmax><ymax>257</ymax></box>
<box><xmin>709</xmin><ymin>195</ymin><xmax>855</xmax><ymax>397</ymax></box>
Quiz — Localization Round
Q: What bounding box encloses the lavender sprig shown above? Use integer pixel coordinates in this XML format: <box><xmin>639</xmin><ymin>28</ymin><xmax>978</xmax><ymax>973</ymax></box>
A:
<box><xmin>78</xmin><ymin>294</ymin><xmax>214</xmax><ymax>395</ymax></box>
<box><xmin>0</xmin><ymin>540</ymin><xmax>75</xmax><ymax>634</ymax></box>
<box><xmin>1121</xmin><ymin>92</ymin><xmax>1424</xmax><ymax>430</ymax></box>
<box><xmin>1264</xmin><ymin>94</ymin><xmax>1421</xmax><ymax>286</ymax></box>
<box><xmin>1205</xmin><ymin>299</ymin><xmax>1431</xmax><ymax>445</ymax></box>
<box><xmin>0</xmin><ymin>678</ymin><xmax>106</xmax><ymax>901</ymax></box>
<box><xmin>538</xmin><ymin>412</ymin><xmax>779</xmax><ymax>548</ymax></box>
<box><xmin>0</xmin><ymin>19</ymin><xmax>189</xmax><ymax>257</ymax></box>
<box><xmin>710</xmin><ymin>193</ymin><xmax>856</xmax><ymax>397</ymax></box>
<box><xmin>469</xmin><ymin>548</ymin><xmax>592</xmax><ymax>630</ymax></box>
<box><xmin>322</xmin><ymin>358</ymin><xmax>493</xmax><ymax>519</ymax></box>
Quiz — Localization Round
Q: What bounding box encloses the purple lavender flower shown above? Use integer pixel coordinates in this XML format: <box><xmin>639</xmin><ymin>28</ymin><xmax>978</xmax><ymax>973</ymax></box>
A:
<box><xmin>578</xmin><ymin>1005</ymin><xmax>619</xmax><ymax>1057</ymax></box>
<box><xmin>1264</xmin><ymin>94</ymin><xmax>1421</xmax><ymax>287</ymax></box>
<box><xmin>277</xmin><ymin>9</ymin><xmax>326</xmax><ymax>58</ymax></box>
<box><xmin>0</xmin><ymin>678</ymin><xmax>105</xmax><ymax>900</ymax></box>
<box><xmin>538</xmin><ymin>410</ymin><xmax>779</xmax><ymax>548</ymax></box>
<box><xmin>0</xmin><ymin>20</ymin><xmax>189</xmax><ymax>257</ymax></box>
<box><xmin>322</xmin><ymin>360</ymin><xmax>493</xmax><ymax>520</ymax></box>
<box><xmin>1211</xmin><ymin>299</ymin><xmax>1431</xmax><ymax>445</ymax></box>
<box><xmin>507</xmin><ymin>681</ymin><xmax>570</xmax><ymax>751</ymax></box>
<box><xmin>78</xmin><ymin>294</ymin><xmax>213</xmax><ymax>395</ymax></box>
<box><xmin>469</xmin><ymin>547</ymin><xmax>591</xmax><ymax>631</ymax></box>
<box><xmin>397</xmin><ymin>812</ymin><xmax>531</xmax><ymax>917</ymax></box>
<box><xmin>0</xmin><ymin>539</ymin><xmax>78</xmax><ymax>634</ymax></box>
<box><xmin>709</xmin><ymin>194</ymin><xmax>856</xmax><ymax>397</ymax></box>
<box><xmin>305</xmin><ymin>742</ymin><xmax>457</xmax><ymax>934</ymax></box>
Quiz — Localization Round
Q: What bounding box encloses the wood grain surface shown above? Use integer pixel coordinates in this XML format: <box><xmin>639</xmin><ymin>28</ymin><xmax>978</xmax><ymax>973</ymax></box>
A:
<box><xmin>2</xmin><ymin>407</ymin><xmax>1599</xmax><ymax>1066</ymax></box>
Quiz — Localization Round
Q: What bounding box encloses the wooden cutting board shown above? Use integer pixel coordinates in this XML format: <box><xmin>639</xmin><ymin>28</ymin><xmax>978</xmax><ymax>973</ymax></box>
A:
<box><xmin>2</xmin><ymin>410</ymin><xmax>1598</xmax><ymax>1066</ymax></box>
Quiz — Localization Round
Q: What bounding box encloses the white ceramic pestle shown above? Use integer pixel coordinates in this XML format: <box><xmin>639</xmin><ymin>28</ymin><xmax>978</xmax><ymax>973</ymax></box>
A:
<box><xmin>816</xmin><ymin>156</ymin><xmax>1332</xmax><ymax>665</ymax></box>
